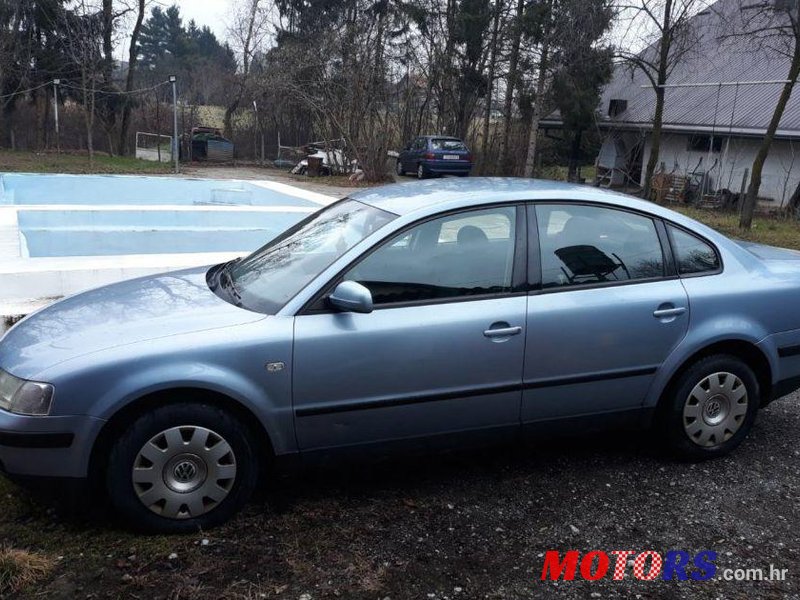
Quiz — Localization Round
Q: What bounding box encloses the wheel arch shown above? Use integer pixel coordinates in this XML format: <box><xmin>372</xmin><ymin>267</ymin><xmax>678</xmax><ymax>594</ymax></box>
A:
<box><xmin>656</xmin><ymin>339</ymin><xmax>773</xmax><ymax>413</ymax></box>
<box><xmin>88</xmin><ymin>387</ymin><xmax>275</xmax><ymax>483</ymax></box>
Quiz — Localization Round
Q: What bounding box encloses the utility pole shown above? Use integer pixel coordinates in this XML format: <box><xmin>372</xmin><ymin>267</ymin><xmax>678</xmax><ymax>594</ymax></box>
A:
<box><xmin>253</xmin><ymin>100</ymin><xmax>259</xmax><ymax>164</ymax></box>
<box><xmin>169</xmin><ymin>75</ymin><xmax>179</xmax><ymax>174</ymax></box>
<box><xmin>53</xmin><ymin>79</ymin><xmax>60</xmax><ymax>153</ymax></box>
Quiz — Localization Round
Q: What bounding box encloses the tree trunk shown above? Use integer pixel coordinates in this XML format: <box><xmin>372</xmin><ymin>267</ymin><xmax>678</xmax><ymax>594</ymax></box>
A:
<box><xmin>643</xmin><ymin>85</ymin><xmax>665</xmax><ymax>199</ymax></box>
<box><xmin>523</xmin><ymin>43</ymin><xmax>550</xmax><ymax>178</ymax></box>
<box><xmin>119</xmin><ymin>0</ymin><xmax>145</xmax><ymax>156</ymax></box>
<box><xmin>101</xmin><ymin>0</ymin><xmax>116</xmax><ymax>155</ymax></box>
<box><xmin>498</xmin><ymin>0</ymin><xmax>524</xmax><ymax>173</ymax></box>
<box><xmin>480</xmin><ymin>0</ymin><xmax>503</xmax><ymax>174</ymax></box>
<box><xmin>567</xmin><ymin>129</ymin><xmax>582</xmax><ymax>181</ymax></box>
<box><xmin>740</xmin><ymin>48</ymin><xmax>800</xmax><ymax>228</ymax></box>
<box><xmin>225</xmin><ymin>0</ymin><xmax>260</xmax><ymax>140</ymax></box>
<box><xmin>642</xmin><ymin>0</ymin><xmax>673</xmax><ymax>201</ymax></box>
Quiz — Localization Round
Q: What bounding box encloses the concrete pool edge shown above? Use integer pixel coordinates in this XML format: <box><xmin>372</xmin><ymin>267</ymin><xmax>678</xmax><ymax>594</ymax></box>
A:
<box><xmin>0</xmin><ymin>175</ymin><xmax>339</xmax><ymax>331</ymax></box>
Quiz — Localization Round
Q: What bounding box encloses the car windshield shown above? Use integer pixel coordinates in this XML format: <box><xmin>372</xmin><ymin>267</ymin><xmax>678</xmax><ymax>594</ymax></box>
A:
<box><xmin>224</xmin><ymin>199</ymin><xmax>396</xmax><ymax>314</ymax></box>
<box><xmin>431</xmin><ymin>139</ymin><xmax>466</xmax><ymax>151</ymax></box>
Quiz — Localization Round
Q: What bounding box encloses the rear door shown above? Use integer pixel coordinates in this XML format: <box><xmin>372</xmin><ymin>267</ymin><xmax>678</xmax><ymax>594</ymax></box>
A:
<box><xmin>522</xmin><ymin>202</ymin><xmax>690</xmax><ymax>427</ymax></box>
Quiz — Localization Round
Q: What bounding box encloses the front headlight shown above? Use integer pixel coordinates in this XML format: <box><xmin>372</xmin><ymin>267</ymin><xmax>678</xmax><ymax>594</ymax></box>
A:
<box><xmin>0</xmin><ymin>369</ymin><xmax>54</xmax><ymax>416</ymax></box>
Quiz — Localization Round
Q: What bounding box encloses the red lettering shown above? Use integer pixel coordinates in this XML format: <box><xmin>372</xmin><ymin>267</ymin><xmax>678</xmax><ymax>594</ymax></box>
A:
<box><xmin>541</xmin><ymin>550</ymin><xmax>579</xmax><ymax>580</ymax></box>
<box><xmin>580</xmin><ymin>551</ymin><xmax>610</xmax><ymax>580</ymax></box>
<box><xmin>633</xmin><ymin>551</ymin><xmax>663</xmax><ymax>580</ymax></box>
<box><xmin>610</xmin><ymin>550</ymin><xmax>635</xmax><ymax>580</ymax></box>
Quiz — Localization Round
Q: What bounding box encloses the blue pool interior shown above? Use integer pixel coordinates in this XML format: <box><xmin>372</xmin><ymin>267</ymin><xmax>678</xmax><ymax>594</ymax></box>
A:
<box><xmin>0</xmin><ymin>173</ymin><xmax>319</xmax><ymax>258</ymax></box>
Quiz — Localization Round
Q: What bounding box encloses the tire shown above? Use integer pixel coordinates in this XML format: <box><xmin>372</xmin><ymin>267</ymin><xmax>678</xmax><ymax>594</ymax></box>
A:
<box><xmin>417</xmin><ymin>163</ymin><xmax>427</xmax><ymax>179</ymax></box>
<box><xmin>396</xmin><ymin>160</ymin><xmax>405</xmax><ymax>176</ymax></box>
<box><xmin>106</xmin><ymin>403</ymin><xmax>259</xmax><ymax>533</ymax></box>
<box><xmin>660</xmin><ymin>354</ymin><xmax>759</xmax><ymax>460</ymax></box>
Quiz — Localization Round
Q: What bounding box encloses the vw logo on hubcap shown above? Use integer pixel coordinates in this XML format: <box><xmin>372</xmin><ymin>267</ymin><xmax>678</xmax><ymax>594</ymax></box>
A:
<box><xmin>173</xmin><ymin>460</ymin><xmax>198</xmax><ymax>483</ymax></box>
<box><xmin>705</xmin><ymin>399</ymin><xmax>722</xmax><ymax>419</ymax></box>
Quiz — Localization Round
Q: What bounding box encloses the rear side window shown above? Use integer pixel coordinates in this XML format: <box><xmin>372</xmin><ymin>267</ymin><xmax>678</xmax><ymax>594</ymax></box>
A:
<box><xmin>431</xmin><ymin>138</ymin><xmax>467</xmax><ymax>151</ymax></box>
<box><xmin>535</xmin><ymin>204</ymin><xmax>665</xmax><ymax>289</ymax></box>
<box><xmin>668</xmin><ymin>225</ymin><xmax>720</xmax><ymax>275</ymax></box>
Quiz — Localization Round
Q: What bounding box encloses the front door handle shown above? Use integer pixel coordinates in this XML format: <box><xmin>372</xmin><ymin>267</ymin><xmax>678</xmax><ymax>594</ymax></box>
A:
<box><xmin>483</xmin><ymin>326</ymin><xmax>522</xmax><ymax>338</ymax></box>
<box><xmin>653</xmin><ymin>307</ymin><xmax>687</xmax><ymax>318</ymax></box>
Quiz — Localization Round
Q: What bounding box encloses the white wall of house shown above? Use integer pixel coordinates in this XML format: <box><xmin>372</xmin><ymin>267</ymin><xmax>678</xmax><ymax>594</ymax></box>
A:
<box><xmin>639</xmin><ymin>133</ymin><xmax>800</xmax><ymax>207</ymax></box>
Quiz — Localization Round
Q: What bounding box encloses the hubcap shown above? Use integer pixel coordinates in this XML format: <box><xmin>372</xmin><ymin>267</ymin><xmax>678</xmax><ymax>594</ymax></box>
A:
<box><xmin>683</xmin><ymin>372</ymin><xmax>748</xmax><ymax>448</ymax></box>
<box><xmin>418</xmin><ymin>165</ymin><xmax>423</xmax><ymax>178</ymax></box>
<box><xmin>132</xmin><ymin>426</ymin><xmax>237</xmax><ymax>520</ymax></box>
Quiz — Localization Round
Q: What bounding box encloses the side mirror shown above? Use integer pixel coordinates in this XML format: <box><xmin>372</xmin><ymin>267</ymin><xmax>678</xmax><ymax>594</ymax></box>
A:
<box><xmin>328</xmin><ymin>281</ymin><xmax>373</xmax><ymax>314</ymax></box>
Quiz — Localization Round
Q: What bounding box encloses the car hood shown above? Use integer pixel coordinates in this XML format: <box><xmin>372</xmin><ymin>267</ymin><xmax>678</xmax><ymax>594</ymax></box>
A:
<box><xmin>0</xmin><ymin>266</ymin><xmax>264</xmax><ymax>379</ymax></box>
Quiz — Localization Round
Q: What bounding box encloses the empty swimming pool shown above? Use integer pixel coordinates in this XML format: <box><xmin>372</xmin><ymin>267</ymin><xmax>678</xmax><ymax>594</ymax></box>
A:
<box><xmin>0</xmin><ymin>173</ymin><xmax>330</xmax><ymax>258</ymax></box>
<box><xmin>0</xmin><ymin>173</ymin><xmax>335</xmax><ymax>314</ymax></box>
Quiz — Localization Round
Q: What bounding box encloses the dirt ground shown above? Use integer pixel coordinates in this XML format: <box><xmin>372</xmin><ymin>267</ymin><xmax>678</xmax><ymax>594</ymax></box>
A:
<box><xmin>2</xmin><ymin>392</ymin><xmax>800</xmax><ymax>599</ymax></box>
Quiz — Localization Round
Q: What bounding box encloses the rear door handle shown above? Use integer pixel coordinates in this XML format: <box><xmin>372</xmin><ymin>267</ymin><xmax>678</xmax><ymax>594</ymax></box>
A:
<box><xmin>483</xmin><ymin>326</ymin><xmax>522</xmax><ymax>338</ymax></box>
<box><xmin>653</xmin><ymin>307</ymin><xmax>687</xmax><ymax>318</ymax></box>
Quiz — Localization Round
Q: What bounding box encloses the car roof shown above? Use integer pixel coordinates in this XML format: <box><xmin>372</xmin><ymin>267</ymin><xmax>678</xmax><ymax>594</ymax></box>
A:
<box><xmin>350</xmin><ymin>177</ymin><xmax>635</xmax><ymax>216</ymax></box>
<box><xmin>349</xmin><ymin>177</ymin><xmax>749</xmax><ymax>268</ymax></box>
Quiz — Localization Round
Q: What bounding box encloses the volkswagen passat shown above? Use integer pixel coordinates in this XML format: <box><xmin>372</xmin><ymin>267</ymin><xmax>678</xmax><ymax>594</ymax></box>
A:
<box><xmin>2</xmin><ymin>178</ymin><xmax>800</xmax><ymax>532</ymax></box>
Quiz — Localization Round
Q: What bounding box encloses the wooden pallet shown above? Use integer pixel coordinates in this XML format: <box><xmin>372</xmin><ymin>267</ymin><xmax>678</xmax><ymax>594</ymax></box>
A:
<box><xmin>651</xmin><ymin>173</ymin><xmax>689</xmax><ymax>204</ymax></box>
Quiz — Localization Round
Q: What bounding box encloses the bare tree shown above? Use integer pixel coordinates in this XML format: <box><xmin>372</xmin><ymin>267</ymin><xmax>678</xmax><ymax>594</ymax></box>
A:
<box><xmin>732</xmin><ymin>0</ymin><xmax>800</xmax><ymax>227</ymax></box>
<box><xmin>498</xmin><ymin>0</ymin><xmax>524</xmax><ymax>171</ymax></box>
<box><xmin>62</xmin><ymin>0</ymin><xmax>106</xmax><ymax>166</ymax></box>
<box><xmin>479</xmin><ymin>0</ymin><xmax>505</xmax><ymax>173</ymax></box>
<box><xmin>224</xmin><ymin>0</ymin><xmax>270</xmax><ymax>140</ymax></box>
<box><xmin>119</xmin><ymin>0</ymin><xmax>145</xmax><ymax>155</ymax></box>
<box><xmin>617</xmin><ymin>0</ymin><xmax>708</xmax><ymax>199</ymax></box>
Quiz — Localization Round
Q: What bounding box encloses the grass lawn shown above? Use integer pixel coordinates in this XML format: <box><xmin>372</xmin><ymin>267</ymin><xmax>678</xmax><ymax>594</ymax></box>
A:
<box><xmin>0</xmin><ymin>149</ymin><xmax>173</xmax><ymax>175</ymax></box>
<box><xmin>664</xmin><ymin>204</ymin><xmax>800</xmax><ymax>251</ymax></box>
<box><xmin>0</xmin><ymin>476</ymin><xmax>189</xmax><ymax>597</ymax></box>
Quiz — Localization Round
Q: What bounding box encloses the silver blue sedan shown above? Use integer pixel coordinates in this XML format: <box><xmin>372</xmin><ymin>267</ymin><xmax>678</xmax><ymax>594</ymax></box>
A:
<box><xmin>2</xmin><ymin>178</ymin><xmax>800</xmax><ymax>532</ymax></box>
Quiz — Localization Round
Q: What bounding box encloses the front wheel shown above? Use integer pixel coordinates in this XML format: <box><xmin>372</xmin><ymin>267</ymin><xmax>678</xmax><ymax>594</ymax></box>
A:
<box><xmin>660</xmin><ymin>355</ymin><xmax>759</xmax><ymax>460</ymax></box>
<box><xmin>106</xmin><ymin>403</ymin><xmax>259</xmax><ymax>533</ymax></box>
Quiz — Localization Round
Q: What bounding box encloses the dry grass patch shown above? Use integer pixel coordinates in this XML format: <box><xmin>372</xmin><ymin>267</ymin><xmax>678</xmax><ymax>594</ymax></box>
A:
<box><xmin>0</xmin><ymin>547</ymin><xmax>54</xmax><ymax>596</ymax></box>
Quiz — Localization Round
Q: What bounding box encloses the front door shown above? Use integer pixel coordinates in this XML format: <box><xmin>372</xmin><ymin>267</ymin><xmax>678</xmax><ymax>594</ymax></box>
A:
<box><xmin>522</xmin><ymin>203</ymin><xmax>690</xmax><ymax>425</ymax></box>
<box><xmin>293</xmin><ymin>205</ymin><xmax>527</xmax><ymax>450</ymax></box>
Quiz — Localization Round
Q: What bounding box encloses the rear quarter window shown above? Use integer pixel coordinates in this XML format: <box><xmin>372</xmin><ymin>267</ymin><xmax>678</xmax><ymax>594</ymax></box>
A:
<box><xmin>668</xmin><ymin>225</ymin><xmax>720</xmax><ymax>275</ymax></box>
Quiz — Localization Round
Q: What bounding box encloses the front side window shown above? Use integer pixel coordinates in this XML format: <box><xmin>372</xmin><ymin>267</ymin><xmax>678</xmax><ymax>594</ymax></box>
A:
<box><xmin>343</xmin><ymin>206</ymin><xmax>517</xmax><ymax>305</ymax></box>
<box><xmin>668</xmin><ymin>225</ymin><xmax>720</xmax><ymax>275</ymax></box>
<box><xmin>227</xmin><ymin>199</ymin><xmax>396</xmax><ymax>313</ymax></box>
<box><xmin>536</xmin><ymin>204</ymin><xmax>665</xmax><ymax>289</ymax></box>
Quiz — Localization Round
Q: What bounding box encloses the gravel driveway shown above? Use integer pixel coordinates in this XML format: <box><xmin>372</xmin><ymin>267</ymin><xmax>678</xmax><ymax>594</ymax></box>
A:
<box><xmin>4</xmin><ymin>392</ymin><xmax>799</xmax><ymax>598</ymax></box>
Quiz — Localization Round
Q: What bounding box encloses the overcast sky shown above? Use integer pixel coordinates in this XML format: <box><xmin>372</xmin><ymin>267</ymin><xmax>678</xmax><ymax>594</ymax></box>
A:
<box><xmin>117</xmin><ymin>0</ymin><xmax>234</xmax><ymax>60</ymax></box>
<box><xmin>167</xmin><ymin>0</ymin><xmax>232</xmax><ymax>40</ymax></box>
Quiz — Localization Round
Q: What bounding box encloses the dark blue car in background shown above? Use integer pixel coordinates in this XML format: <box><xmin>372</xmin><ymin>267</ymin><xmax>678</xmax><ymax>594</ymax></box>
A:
<box><xmin>396</xmin><ymin>135</ymin><xmax>472</xmax><ymax>179</ymax></box>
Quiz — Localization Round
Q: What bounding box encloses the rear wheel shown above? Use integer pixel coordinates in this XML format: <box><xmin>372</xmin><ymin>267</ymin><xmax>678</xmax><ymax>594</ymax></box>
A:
<box><xmin>660</xmin><ymin>355</ymin><xmax>759</xmax><ymax>460</ymax></box>
<box><xmin>417</xmin><ymin>163</ymin><xmax>427</xmax><ymax>179</ymax></box>
<box><xmin>396</xmin><ymin>160</ymin><xmax>405</xmax><ymax>176</ymax></box>
<box><xmin>106</xmin><ymin>403</ymin><xmax>258</xmax><ymax>533</ymax></box>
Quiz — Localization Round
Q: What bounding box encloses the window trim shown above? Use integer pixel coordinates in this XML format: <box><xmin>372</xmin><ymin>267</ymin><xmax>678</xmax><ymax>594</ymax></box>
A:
<box><xmin>298</xmin><ymin>202</ymin><xmax>528</xmax><ymax>315</ymax></box>
<box><xmin>664</xmin><ymin>221</ymin><xmax>724</xmax><ymax>278</ymax></box>
<box><xmin>527</xmin><ymin>200</ymin><xmax>675</xmax><ymax>295</ymax></box>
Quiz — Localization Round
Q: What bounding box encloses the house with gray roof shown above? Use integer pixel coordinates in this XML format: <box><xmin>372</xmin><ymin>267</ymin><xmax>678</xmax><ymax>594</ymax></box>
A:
<box><xmin>540</xmin><ymin>0</ymin><xmax>800</xmax><ymax>207</ymax></box>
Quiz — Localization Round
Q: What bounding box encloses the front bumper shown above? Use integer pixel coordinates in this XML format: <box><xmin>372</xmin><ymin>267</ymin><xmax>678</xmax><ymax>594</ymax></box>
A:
<box><xmin>0</xmin><ymin>410</ymin><xmax>105</xmax><ymax>479</ymax></box>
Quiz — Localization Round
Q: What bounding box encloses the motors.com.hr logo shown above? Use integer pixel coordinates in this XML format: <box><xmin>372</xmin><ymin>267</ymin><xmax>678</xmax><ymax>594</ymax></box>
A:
<box><xmin>540</xmin><ymin>550</ymin><xmax>789</xmax><ymax>582</ymax></box>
